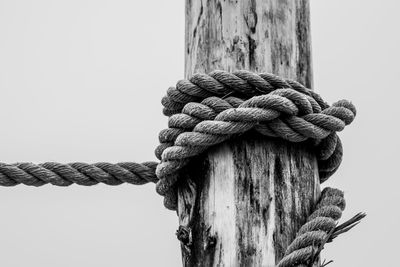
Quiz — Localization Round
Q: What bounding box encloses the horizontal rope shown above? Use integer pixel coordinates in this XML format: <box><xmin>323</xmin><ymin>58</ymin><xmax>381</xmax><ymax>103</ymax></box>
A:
<box><xmin>162</xmin><ymin>70</ymin><xmax>329</xmax><ymax>116</ymax></box>
<box><xmin>155</xmin><ymin>71</ymin><xmax>356</xmax><ymax>210</ymax></box>
<box><xmin>0</xmin><ymin>162</ymin><xmax>158</xmax><ymax>186</ymax></box>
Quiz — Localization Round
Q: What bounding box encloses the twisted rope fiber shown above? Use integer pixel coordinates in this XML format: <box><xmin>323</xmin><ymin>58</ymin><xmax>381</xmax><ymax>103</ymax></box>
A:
<box><xmin>161</xmin><ymin>70</ymin><xmax>329</xmax><ymax>116</ymax></box>
<box><xmin>0</xmin><ymin>70</ymin><xmax>356</xmax><ymax>210</ymax></box>
<box><xmin>155</xmin><ymin>70</ymin><xmax>356</xmax><ymax>210</ymax></box>
<box><xmin>0</xmin><ymin>162</ymin><xmax>158</xmax><ymax>186</ymax></box>
<box><xmin>277</xmin><ymin>187</ymin><xmax>345</xmax><ymax>267</ymax></box>
<box><xmin>0</xmin><ymin>70</ymin><xmax>360</xmax><ymax>265</ymax></box>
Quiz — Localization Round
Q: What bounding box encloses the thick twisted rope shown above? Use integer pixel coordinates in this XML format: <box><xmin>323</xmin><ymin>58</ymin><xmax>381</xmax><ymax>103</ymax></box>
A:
<box><xmin>277</xmin><ymin>187</ymin><xmax>345</xmax><ymax>267</ymax></box>
<box><xmin>161</xmin><ymin>70</ymin><xmax>328</xmax><ymax>116</ymax></box>
<box><xmin>0</xmin><ymin>71</ymin><xmax>355</xmax><ymax>212</ymax></box>
<box><xmin>161</xmin><ymin>71</ymin><xmax>362</xmax><ymax>264</ymax></box>
<box><xmin>0</xmin><ymin>70</ymin><xmax>361</xmax><ymax>265</ymax></box>
<box><xmin>0</xmin><ymin>162</ymin><xmax>158</xmax><ymax>186</ymax></box>
<box><xmin>155</xmin><ymin>71</ymin><xmax>356</xmax><ymax>210</ymax></box>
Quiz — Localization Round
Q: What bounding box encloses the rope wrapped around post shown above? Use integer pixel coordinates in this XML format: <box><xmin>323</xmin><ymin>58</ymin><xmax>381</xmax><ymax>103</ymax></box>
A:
<box><xmin>155</xmin><ymin>70</ymin><xmax>355</xmax><ymax>210</ymax></box>
<box><xmin>0</xmin><ymin>70</ymin><xmax>363</xmax><ymax>265</ymax></box>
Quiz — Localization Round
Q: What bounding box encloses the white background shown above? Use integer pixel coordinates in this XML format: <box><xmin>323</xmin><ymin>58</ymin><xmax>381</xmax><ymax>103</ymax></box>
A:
<box><xmin>0</xmin><ymin>0</ymin><xmax>398</xmax><ymax>266</ymax></box>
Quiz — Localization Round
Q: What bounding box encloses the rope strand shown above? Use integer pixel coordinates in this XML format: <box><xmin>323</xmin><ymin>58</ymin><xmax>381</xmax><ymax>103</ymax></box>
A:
<box><xmin>0</xmin><ymin>162</ymin><xmax>158</xmax><ymax>186</ymax></box>
<box><xmin>277</xmin><ymin>188</ymin><xmax>345</xmax><ymax>267</ymax></box>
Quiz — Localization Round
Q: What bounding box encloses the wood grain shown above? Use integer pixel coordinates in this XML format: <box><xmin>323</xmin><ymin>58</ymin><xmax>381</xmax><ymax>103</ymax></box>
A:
<box><xmin>178</xmin><ymin>1</ymin><xmax>319</xmax><ymax>266</ymax></box>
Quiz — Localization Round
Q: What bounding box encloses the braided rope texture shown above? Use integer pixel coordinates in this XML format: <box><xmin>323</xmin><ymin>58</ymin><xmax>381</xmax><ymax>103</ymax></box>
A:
<box><xmin>155</xmin><ymin>70</ymin><xmax>356</xmax><ymax>210</ymax></box>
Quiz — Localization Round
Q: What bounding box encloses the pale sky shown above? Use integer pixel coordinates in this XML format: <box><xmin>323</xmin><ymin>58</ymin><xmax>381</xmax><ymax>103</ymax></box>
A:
<box><xmin>0</xmin><ymin>0</ymin><xmax>398</xmax><ymax>266</ymax></box>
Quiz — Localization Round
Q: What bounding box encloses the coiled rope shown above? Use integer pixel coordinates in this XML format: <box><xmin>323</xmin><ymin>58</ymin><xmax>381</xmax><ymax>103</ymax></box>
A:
<box><xmin>0</xmin><ymin>70</ymin><xmax>362</xmax><ymax>265</ymax></box>
<box><xmin>155</xmin><ymin>70</ymin><xmax>355</xmax><ymax>210</ymax></box>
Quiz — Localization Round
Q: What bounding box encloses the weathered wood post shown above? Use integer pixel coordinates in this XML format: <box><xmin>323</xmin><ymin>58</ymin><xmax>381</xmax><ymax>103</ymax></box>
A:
<box><xmin>177</xmin><ymin>1</ymin><xmax>318</xmax><ymax>266</ymax></box>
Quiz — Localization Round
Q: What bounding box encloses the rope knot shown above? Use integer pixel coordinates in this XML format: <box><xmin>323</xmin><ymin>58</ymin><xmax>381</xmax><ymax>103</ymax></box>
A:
<box><xmin>155</xmin><ymin>70</ymin><xmax>357</xmax><ymax>210</ymax></box>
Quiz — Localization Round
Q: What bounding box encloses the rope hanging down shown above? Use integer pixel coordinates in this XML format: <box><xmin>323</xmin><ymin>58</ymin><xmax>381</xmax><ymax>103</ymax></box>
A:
<box><xmin>278</xmin><ymin>187</ymin><xmax>346</xmax><ymax>267</ymax></box>
<box><xmin>0</xmin><ymin>70</ymin><xmax>362</xmax><ymax>265</ymax></box>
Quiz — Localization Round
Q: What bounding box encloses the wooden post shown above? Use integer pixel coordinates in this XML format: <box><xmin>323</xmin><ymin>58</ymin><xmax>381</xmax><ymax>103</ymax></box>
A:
<box><xmin>177</xmin><ymin>1</ymin><xmax>318</xmax><ymax>266</ymax></box>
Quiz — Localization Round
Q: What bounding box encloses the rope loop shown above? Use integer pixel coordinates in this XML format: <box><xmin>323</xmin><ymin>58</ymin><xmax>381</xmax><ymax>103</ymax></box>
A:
<box><xmin>156</xmin><ymin>70</ymin><xmax>356</xmax><ymax>210</ymax></box>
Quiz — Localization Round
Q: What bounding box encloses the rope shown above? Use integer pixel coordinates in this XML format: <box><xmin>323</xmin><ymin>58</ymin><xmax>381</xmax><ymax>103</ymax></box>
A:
<box><xmin>158</xmin><ymin>71</ymin><xmax>363</xmax><ymax>265</ymax></box>
<box><xmin>0</xmin><ymin>70</ymin><xmax>362</xmax><ymax>264</ymax></box>
<box><xmin>155</xmin><ymin>71</ymin><xmax>356</xmax><ymax>210</ymax></box>
<box><xmin>161</xmin><ymin>70</ymin><xmax>328</xmax><ymax>116</ymax></box>
<box><xmin>0</xmin><ymin>162</ymin><xmax>158</xmax><ymax>186</ymax></box>
<box><xmin>277</xmin><ymin>187</ymin><xmax>345</xmax><ymax>267</ymax></box>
